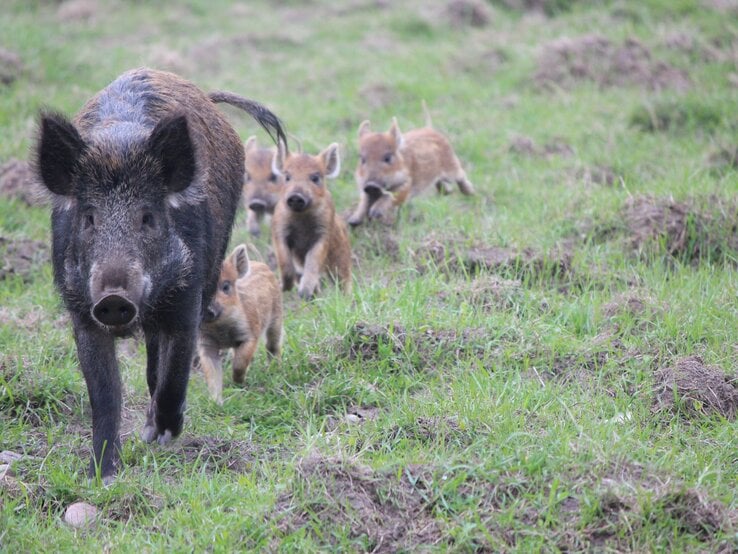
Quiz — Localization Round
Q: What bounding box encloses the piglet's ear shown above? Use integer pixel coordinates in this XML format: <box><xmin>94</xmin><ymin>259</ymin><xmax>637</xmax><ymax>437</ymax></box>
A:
<box><xmin>244</xmin><ymin>136</ymin><xmax>257</xmax><ymax>153</ymax></box>
<box><xmin>271</xmin><ymin>138</ymin><xmax>287</xmax><ymax>176</ymax></box>
<box><xmin>230</xmin><ymin>244</ymin><xmax>250</xmax><ymax>278</ymax></box>
<box><xmin>389</xmin><ymin>117</ymin><xmax>404</xmax><ymax>149</ymax></box>
<box><xmin>320</xmin><ymin>143</ymin><xmax>341</xmax><ymax>179</ymax></box>
<box><xmin>358</xmin><ymin>120</ymin><xmax>371</xmax><ymax>138</ymax></box>
<box><xmin>148</xmin><ymin>114</ymin><xmax>196</xmax><ymax>194</ymax></box>
<box><xmin>36</xmin><ymin>112</ymin><xmax>86</xmax><ymax>196</ymax></box>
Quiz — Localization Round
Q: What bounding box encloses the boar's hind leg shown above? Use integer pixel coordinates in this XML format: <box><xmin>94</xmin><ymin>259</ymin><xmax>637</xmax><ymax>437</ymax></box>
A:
<box><xmin>72</xmin><ymin>315</ymin><xmax>122</xmax><ymax>480</ymax></box>
<box><xmin>142</xmin><ymin>327</ymin><xmax>196</xmax><ymax>445</ymax></box>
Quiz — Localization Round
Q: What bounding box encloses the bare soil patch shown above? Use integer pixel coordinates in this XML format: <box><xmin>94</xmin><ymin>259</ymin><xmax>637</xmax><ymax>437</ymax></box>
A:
<box><xmin>653</xmin><ymin>355</ymin><xmax>738</xmax><ymax>420</ymax></box>
<box><xmin>0</xmin><ymin>237</ymin><xmax>50</xmax><ymax>282</ymax></box>
<box><xmin>443</xmin><ymin>0</ymin><xmax>491</xmax><ymax>28</ymax></box>
<box><xmin>414</xmin><ymin>236</ymin><xmax>573</xmax><ymax>282</ymax></box>
<box><xmin>534</xmin><ymin>35</ymin><xmax>691</xmax><ymax>92</ymax></box>
<box><xmin>0</xmin><ymin>159</ymin><xmax>46</xmax><ymax>206</ymax></box>
<box><xmin>572</xmin><ymin>164</ymin><xmax>619</xmax><ymax>187</ymax></box>
<box><xmin>274</xmin><ymin>454</ymin><xmax>442</xmax><ymax>552</ymax></box>
<box><xmin>508</xmin><ymin>135</ymin><xmax>574</xmax><ymax>158</ymax></box>
<box><xmin>0</xmin><ymin>48</ymin><xmax>23</xmax><ymax>86</ymax></box>
<box><xmin>57</xmin><ymin>0</ymin><xmax>99</xmax><ymax>22</ymax></box>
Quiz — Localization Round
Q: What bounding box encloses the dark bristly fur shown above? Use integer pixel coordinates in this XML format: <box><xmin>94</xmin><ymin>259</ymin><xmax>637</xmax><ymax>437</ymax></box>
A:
<box><xmin>33</xmin><ymin>67</ymin><xmax>284</xmax><ymax>482</ymax></box>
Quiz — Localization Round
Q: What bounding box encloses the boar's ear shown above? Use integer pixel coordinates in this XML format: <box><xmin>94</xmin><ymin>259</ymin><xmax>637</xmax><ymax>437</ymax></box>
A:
<box><xmin>389</xmin><ymin>117</ymin><xmax>404</xmax><ymax>149</ymax></box>
<box><xmin>358</xmin><ymin>120</ymin><xmax>371</xmax><ymax>139</ymax></box>
<box><xmin>271</xmin><ymin>138</ymin><xmax>287</xmax><ymax>177</ymax></box>
<box><xmin>36</xmin><ymin>112</ymin><xmax>86</xmax><ymax>196</ymax></box>
<box><xmin>319</xmin><ymin>143</ymin><xmax>341</xmax><ymax>179</ymax></box>
<box><xmin>244</xmin><ymin>136</ymin><xmax>257</xmax><ymax>153</ymax></box>
<box><xmin>229</xmin><ymin>244</ymin><xmax>250</xmax><ymax>278</ymax></box>
<box><xmin>148</xmin><ymin>114</ymin><xmax>196</xmax><ymax>194</ymax></box>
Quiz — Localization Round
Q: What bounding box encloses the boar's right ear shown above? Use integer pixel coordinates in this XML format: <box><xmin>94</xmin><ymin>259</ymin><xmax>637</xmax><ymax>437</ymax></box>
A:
<box><xmin>244</xmin><ymin>136</ymin><xmax>258</xmax><ymax>153</ymax></box>
<box><xmin>271</xmin><ymin>138</ymin><xmax>287</xmax><ymax>177</ymax></box>
<box><xmin>36</xmin><ymin>112</ymin><xmax>86</xmax><ymax>196</ymax></box>
<box><xmin>358</xmin><ymin>120</ymin><xmax>371</xmax><ymax>139</ymax></box>
<box><xmin>148</xmin><ymin>114</ymin><xmax>196</xmax><ymax>195</ymax></box>
<box><xmin>229</xmin><ymin>244</ymin><xmax>250</xmax><ymax>278</ymax></box>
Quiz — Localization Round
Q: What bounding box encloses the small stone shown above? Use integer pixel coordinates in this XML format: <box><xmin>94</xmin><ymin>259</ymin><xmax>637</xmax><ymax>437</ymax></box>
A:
<box><xmin>64</xmin><ymin>502</ymin><xmax>99</xmax><ymax>528</ymax></box>
<box><xmin>0</xmin><ymin>464</ymin><xmax>14</xmax><ymax>478</ymax></box>
<box><xmin>0</xmin><ymin>450</ymin><xmax>23</xmax><ymax>464</ymax></box>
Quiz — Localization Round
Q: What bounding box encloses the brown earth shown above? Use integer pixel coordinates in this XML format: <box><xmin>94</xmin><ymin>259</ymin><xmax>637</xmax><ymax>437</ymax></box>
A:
<box><xmin>444</xmin><ymin>0</ymin><xmax>491</xmax><ymax>28</ymax></box>
<box><xmin>0</xmin><ymin>237</ymin><xmax>50</xmax><ymax>282</ymax></box>
<box><xmin>0</xmin><ymin>48</ymin><xmax>23</xmax><ymax>86</ymax></box>
<box><xmin>653</xmin><ymin>355</ymin><xmax>738</xmax><ymax>420</ymax></box>
<box><xmin>534</xmin><ymin>35</ymin><xmax>691</xmax><ymax>92</ymax></box>
<box><xmin>508</xmin><ymin>135</ymin><xmax>574</xmax><ymax>158</ymax></box>
<box><xmin>0</xmin><ymin>159</ymin><xmax>46</xmax><ymax>206</ymax></box>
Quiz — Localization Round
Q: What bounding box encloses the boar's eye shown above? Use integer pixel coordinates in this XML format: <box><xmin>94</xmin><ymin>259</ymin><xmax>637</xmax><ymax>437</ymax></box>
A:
<box><xmin>269</xmin><ymin>173</ymin><xmax>278</xmax><ymax>183</ymax></box>
<box><xmin>142</xmin><ymin>212</ymin><xmax>156</xmax><ymax>229</ymax></box>
<box><xmin>383</xmin><ymin>153</ymin><xmax>393</xmax><ymax>164</ymax></box>
<box><xmin>84</xmin><ymin>212</ymin><xmax>95</xmax><ymax>230</ymax></box>
<box><xmin>310</xmin><ymin>173</ymin><xmax>321</xmax><ymax>185</ymax></box>
<box><xmin>221</xmin><ymin>281</ymin><xmax>232</xmax><ymax>294</ymax></box>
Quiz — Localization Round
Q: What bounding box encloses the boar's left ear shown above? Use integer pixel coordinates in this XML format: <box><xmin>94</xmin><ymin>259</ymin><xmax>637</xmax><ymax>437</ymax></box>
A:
<box><xmin>230</xmin><ymin>244</ymin><xmax>250</xmax><ymax>278</ymax></box>
<box><xmin>320</xmin><ymin>143</ymin><xmax>341</xmax><ymax>179</ymax></box>
<box><xmin>36</xmin><ymin>112</ymin><xmax>86</xmax><ymax>196</ymax></box>
<box><xmin>148</xmin><ymin>114</ymin><xmax>196</xmax><ymax>194</ymax></box>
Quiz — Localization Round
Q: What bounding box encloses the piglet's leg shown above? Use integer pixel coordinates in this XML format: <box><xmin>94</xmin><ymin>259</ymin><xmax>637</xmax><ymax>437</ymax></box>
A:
<box><xmin>198</xmin><ymin>342</ymin><xmax>224</xmax><ymax>405</ymax></box>
<box><xmin>72</xmin><ymin>314</ymin><xmax>121</xmax><ymax>481</ymax></box>
<box><xmin>232</xmin><ymin>339</ymin><xmax>258</xmax><ymax>384</ymax></box>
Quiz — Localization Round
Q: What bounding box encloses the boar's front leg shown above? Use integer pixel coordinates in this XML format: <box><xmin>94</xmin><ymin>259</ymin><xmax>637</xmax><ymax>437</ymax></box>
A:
<box><xmin>72</xmin><ymin>314</ymin><xmax>122</xmax><ymax>481</ymax></box>
<box><xmin>142</xmin><ymin>320</ymin><xmax>197</xmax><ymax>445</ymax></box>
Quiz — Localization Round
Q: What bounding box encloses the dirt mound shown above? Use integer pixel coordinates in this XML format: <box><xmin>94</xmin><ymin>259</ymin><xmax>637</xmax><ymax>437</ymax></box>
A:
<box><xmin>274</xmin><ymin>454</ymin><xmax>441</xmax><ymax>552</ymax></box>
<box><xmin>444</xmin><ymin>0</ymin><xmax>491</xmax><ymax>28</ymax></box>
<box><xmin>0</xmin><ymin>159</ymin><xmax>46</xmax><ymax>205</ymax></box>
<box><xmin>415</xmin><ymin>237</ymin><xmax>573</xmax><ymax>281</ymax></box>
<box><xmin>0</xmin><ymin>237</ymin><xmax>49</xmax><ymax>282</ymax></box>
<box><xmin>508</xmin><ymin>135</ymin><xmax>574</xmax><ymax>158</ymax></box>
<box><xmin>345</xmin><ymin>321</ymin><xmax>407</xmax><ymax>361</ymax></box>
<box><xmin>707</xmin><ymin>145</ymin><xmax>738</xmax><ymax>174</ymax></box>
<box><xmin>0</xmin><ymin>48</ymin><xmax>23</xmax><ymax>86</ymax></box>
<box><xmin>534</xmin><ymin>35</ymin><xmax>691</xmax><ymax>91</ymax></box>
<box><xmin>359</xmin><ymin>82</ymin><xmax>397</xmax><ymax>109</ymax></box>
<box><xmin>653</xmin><ymin>356</ymin><xmax>738</xmax><ymax>420</ymax></box>
<box><xmin>588</xmin><ymin>195</ymin><xmax>738</xmax><ymax>263</ymax></box>
<box><xmin>601</xmin><ymin>290</ymin><xmax>665</xmax><ymax>320</ymax></box>
<box><xmin>57</xmin><ymin>0</ymin><xmax>98</xmax><ymax>22</ymax></box>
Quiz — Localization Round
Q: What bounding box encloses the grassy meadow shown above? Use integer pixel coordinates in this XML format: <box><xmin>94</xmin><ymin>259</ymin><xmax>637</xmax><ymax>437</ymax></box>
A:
<box><xmin>2</xmin><ymin>0</ymin><xmax>738</xmax><ymax>551</ymax></box>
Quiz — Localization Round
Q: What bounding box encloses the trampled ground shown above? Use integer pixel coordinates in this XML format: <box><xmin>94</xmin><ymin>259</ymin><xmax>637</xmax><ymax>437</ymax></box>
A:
<box><xmin>1</xmin><ymin>0</ymin><xmax>738</xmax><ymax>551</ymax></box>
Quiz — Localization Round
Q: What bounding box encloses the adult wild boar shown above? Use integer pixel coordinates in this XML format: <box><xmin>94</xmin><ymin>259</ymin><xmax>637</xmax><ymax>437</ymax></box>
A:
<box><xmin>34</xmin><ymin>68</ymin><xmax>285</xmax><ymax>481</ymax></box>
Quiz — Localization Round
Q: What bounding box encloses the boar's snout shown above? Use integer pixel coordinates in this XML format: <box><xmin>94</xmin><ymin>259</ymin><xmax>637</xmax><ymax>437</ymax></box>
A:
<box><xmin>364</xmin><ymin>182</ymin><xmax>383</xmax><ymax>200</ymax></box>
<box><xmin>92</xmin><ymin>293</ymin><xmax>137</xmax><ymax>327</ymax></box>
<box><xmin>286</xmin><ymin>193</ymin><xmax>310</xmax><ymax>212</ymax></box>
<box><xmin>204</xmin><ymin>302</ymin><xmax>222</xmax><ymax>323</ymax></box>
<box><xmin>249</xmin><ymin>199</ymin><xmax>267</xmax><ymax>213</ymax></box>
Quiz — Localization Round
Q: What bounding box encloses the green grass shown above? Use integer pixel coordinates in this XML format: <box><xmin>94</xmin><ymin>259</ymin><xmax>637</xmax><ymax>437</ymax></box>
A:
<box><xmin>2</xmin><ymin>0</ymin><xmax>738</xmax><ymax>551</ymax></box>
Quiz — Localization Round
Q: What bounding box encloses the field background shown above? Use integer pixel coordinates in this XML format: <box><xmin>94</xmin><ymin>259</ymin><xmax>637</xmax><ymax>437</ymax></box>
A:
<box><xmin>2</xmin><ymin>0</ymin><xmax>738</xmax><ymax>551</ymax></box>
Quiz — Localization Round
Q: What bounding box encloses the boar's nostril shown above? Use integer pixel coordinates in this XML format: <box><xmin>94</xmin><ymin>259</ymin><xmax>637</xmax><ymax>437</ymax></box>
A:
<box><xmin>364</xmin><ymin>183</ymin><xmax>383</xmax><ymax>200</ymax></box>
<box><xmin>92</xmin><ymin>294</ymin><xmax>137</xmax><ymax>327</ymax></box>
<box><xmin>286</xmin><ymin>194</ymin><xmax>309</xmax><ymax>212</ymax></box>
<box><xmin>249</xmin><ymin>200</ymin><xmax>267</xmax><ymax>213</ymax></box>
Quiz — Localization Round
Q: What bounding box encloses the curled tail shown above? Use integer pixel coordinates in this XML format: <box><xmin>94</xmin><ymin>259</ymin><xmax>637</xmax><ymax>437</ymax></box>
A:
<box><xmin>421</xmin><ymin>99</ymin><xmax>433</xmax><ymax>128</ymax></box>
<box><xmin>209</xmin><ymin>91</ymin><xmax>288</xmax><ymax>154</ymax></box>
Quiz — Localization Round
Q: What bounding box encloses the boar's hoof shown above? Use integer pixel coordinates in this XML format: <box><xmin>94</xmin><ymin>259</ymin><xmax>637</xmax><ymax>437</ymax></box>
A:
<box><xmin>157</xmin><ymin>430</ymin><xmax>173</xmax><ymax>445</ymax></box>
<box><xmin>286</xmin><ymin>193</ymin><xmax>310</xmax><ymax>212</ymax></box>
<box><xmin>92</xmin><ymin>294</ymin><xmax>137</xmax><ymax>327</ymax></box>
<box><xmin>141</xmin><ymin>424</ymin><xmax>158</xmax><ymax>444</ymax></box>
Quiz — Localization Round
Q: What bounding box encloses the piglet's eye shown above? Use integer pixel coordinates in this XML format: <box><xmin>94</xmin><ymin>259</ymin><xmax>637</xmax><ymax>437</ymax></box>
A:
<box><xmin>360</xmin><ymin>156</ymin><xmax>366</xmax><ymax>165</ymax></box>
<box><xmin>221</xmin><ymin>281</ymin><xmax>232</xmax><ymax>294</ymax></box>
<box><xmin>269</xmin><ymin>173</ymin><xmax>278</xmax><ymax>183</ymax></box>
<box><xmin>383</xmin><ymin>153</ymin><xmax>393</xmax><ymax>164</ymax></box>
<box><xmin>285</xmin><ymin>172</ymin><xmax>292</xmax><ymax>182</ymax></box>
<box><xmin>310</xmin><ymin>173</ymin><xmax>321</xmax><ymax>185</ymax></box>
<box><xmin>244</xmin><ymin>171</ymin><xmax>251</xmax><ymax>183</ymax></box>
